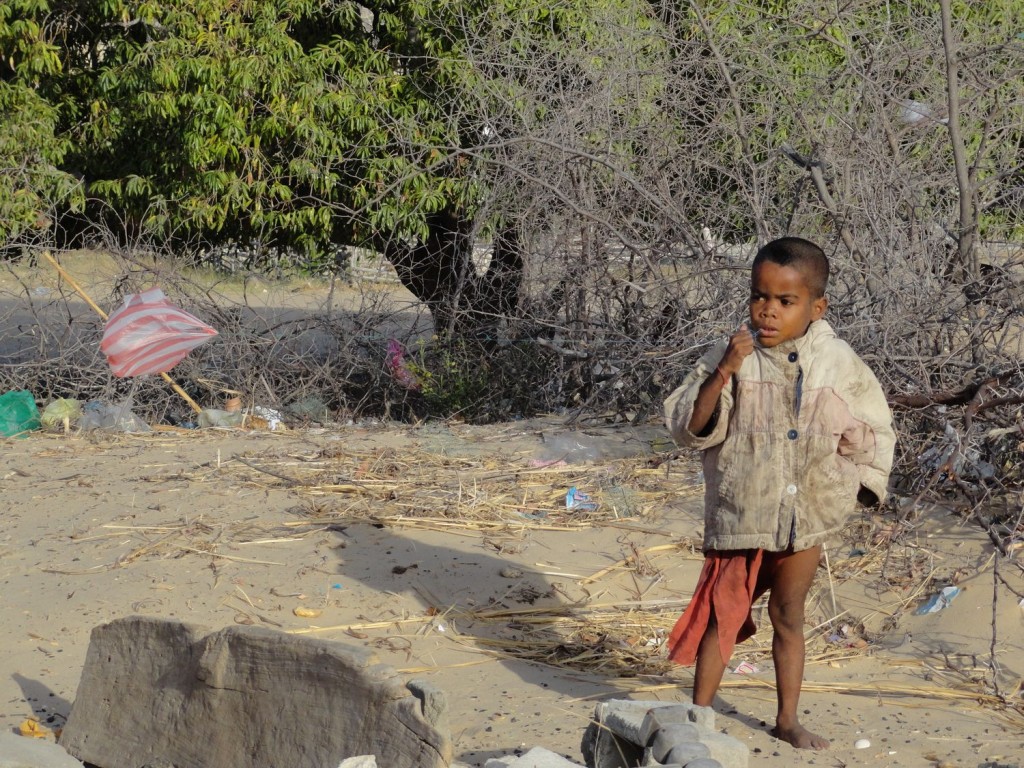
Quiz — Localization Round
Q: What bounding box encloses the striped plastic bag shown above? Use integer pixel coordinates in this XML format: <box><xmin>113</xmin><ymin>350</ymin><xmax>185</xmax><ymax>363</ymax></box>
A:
<box><xmin>100</xmin><ymin>288</ymin><xmax>218</xmax><ymax>378</ymax></box>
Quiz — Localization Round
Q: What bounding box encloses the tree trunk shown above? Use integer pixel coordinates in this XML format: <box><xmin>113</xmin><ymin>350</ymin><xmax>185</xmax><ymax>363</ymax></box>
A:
<box><xmin>939</xmin><ymin>0</ymin><xmax>979</xmax><ymax>284</ymax></box>
<box><xmin>383</xmin><ymin>209</ymin><xmax>524</xmax><ymax>338</ymax></box>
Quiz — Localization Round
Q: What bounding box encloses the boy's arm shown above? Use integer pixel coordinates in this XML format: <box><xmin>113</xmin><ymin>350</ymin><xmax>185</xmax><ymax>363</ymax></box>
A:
<box><xmin>840</xmin><ymin>357</ymin><xmax>896</xmax><ymax>506</ymax></box>
<box><xmin>665</xmin><ymin>353</ymin><xmax>731</xmax><ymax>447</ymax></box>
<box><xmin>688</xmin><ymin>367</ymin><xmax>731</xmax><ymax>436</ymax></box>
<box><xmin>665</xmin><ymin>327</ymin><xmax>755</xmax><ymax>447</ymax></box>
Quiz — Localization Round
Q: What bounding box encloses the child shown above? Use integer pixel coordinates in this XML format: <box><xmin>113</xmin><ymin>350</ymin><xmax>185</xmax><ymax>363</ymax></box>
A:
<box><xmin>663</xmin><ymin>236</ymin><xmax>895</xmax><ymax>749</ymax></box>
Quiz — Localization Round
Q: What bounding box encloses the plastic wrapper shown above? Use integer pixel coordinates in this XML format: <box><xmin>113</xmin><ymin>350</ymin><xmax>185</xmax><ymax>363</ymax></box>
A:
<box><xmin>79</xmin><ymin>400</ymin><xmax>151</xmax><ymax>433</ymax></box>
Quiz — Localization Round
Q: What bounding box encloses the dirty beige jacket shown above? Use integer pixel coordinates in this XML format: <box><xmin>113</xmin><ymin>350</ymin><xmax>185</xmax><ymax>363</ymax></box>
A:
<box><xmin>664</xmin><ymin>320</ymin><xmax>895</xmax><ymax>552</ymax></box>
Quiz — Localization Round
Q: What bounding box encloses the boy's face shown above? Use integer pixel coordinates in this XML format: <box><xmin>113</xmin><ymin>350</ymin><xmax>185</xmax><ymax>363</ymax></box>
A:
<box><xmin>748</xmin><ymin>261</ymin><xmax>828</xmax><ymax>347</ymax></box>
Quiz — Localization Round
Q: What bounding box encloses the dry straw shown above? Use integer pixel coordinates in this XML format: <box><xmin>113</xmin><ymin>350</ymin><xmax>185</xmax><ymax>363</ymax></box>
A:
<box><xmin>42</xmin><ymin>434</ymin><xmax>1024</xmax><ymax>726</ymax></box>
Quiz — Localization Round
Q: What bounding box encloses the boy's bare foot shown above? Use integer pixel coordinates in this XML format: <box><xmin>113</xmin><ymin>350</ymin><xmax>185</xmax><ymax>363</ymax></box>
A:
<box><xmin>773</xmin><ymin>721</ymin><xmax>829</xmax><ymax>749</ymax></box>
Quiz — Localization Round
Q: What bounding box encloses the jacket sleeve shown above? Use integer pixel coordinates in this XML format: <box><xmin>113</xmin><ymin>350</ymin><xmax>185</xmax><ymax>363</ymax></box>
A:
<box><xmin>664</xmin><ymin>340</ymin><xmax>732</xmax><ymax>449</ymax></box>
<box><xmin>838</xmin><ymin>352</ymin><xmax>896</xmax><ymax>505</ymax></box>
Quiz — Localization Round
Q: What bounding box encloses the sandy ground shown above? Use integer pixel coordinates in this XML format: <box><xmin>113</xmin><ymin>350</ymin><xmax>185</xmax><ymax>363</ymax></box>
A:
<box><xmin>1</xmin><ymin>416</ymin><xmax>1022</xmax><ymax>768</ymax></box>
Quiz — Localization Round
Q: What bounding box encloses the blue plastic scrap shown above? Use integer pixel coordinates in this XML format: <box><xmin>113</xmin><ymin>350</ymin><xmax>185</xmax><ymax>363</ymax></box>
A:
<box><xmin>566</xmin><ymin>487</ymin><xmax>598</xmax><ymax>511</ymax></box>
<box><xmin>914</xmin><ymin>585</ymin><xmax>961</xmax><ymax>615</ymax></box>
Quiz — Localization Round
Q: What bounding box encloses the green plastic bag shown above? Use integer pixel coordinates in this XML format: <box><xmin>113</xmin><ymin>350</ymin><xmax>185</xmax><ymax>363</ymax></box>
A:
<box><xmin>0</xmin><ymin>390</ymin><xmax>41</xmax><ymax>437</ymax></box>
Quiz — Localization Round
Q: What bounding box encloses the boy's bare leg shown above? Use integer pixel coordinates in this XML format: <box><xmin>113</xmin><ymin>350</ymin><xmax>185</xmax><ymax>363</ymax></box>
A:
<box><xmin>765</xmin><ymin>546</ymin><xmax>829</xmax><ymax>749</ymax></box>
<box><xmin>692</xmin><ymin>611</ymin><xmax>728</xmax><ymax>707</ymax></box>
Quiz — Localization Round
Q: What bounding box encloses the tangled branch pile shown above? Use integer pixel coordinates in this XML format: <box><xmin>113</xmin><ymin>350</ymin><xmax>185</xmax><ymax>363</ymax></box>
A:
<box><xmin>2</xmin><ymin>1</ymin><xmax>1023</xmax><ymax>520</ymax></box>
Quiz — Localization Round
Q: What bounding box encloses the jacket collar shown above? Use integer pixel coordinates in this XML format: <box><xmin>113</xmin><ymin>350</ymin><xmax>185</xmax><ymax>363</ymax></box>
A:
<box><xmin>756</xmin><ymin>319</ymin><xmax>835</xmax><ymax>359</ymax></box>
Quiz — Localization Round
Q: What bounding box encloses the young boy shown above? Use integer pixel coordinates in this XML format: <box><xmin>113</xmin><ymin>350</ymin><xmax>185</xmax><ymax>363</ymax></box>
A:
<box><xmin>663</xmin><ymin>236</ymin><xmax>895</xmax><ymax>749</ymax></box>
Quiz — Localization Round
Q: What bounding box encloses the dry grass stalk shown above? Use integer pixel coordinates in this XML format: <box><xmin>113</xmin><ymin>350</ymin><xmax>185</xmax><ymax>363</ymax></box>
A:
<box><xmin>27</xmin><ymin>430</ymin><xmax>1021</xmax><ymax>723</ymax></box>
<box><xmin>201</xmin><ymin>445</ymin><xmax>699</xmax><ymax>531</ymax></box>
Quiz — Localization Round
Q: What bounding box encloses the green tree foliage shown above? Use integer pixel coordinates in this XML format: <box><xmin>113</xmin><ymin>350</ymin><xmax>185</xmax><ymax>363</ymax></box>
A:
<box><xmin>51</xmin><ymin>1</ymin><xmax>663</xmax><ymax>243</ymax></box>
<box><xmin>2</xmin><ymin>0</ymin><xmax>1020</xmax><ymax>331</ymax></box>
<box><xmin>0</xmin><ymin>0</ymin><xmax>83</xmax><ymax>244</ymax></box>
<box><xmin>18</xmin><ymin>0</ymin><xmax>668</xmax><ymax>333</ymax></box>
<box><xmin>64</xmin><ymin>0</ymin><xmax>379</xmax><ymax>253</ymax></box>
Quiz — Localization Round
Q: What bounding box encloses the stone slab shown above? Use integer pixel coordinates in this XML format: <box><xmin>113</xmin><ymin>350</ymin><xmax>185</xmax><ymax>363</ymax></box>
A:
<box><xmin>58</xmin><ymin>616</ymin><xmax>451</xmax><ymax>768</ymax></box>
<box><xmin>484</xmin><ymin>746</ymin><xmax>585</xmax><ymax>767</ymax></box>
<box><xmin>638</xmin><ymin>703</ymin><xmax>715</xmax><ymax>745</ymax></box>
<box><xmin>0</xmin><ymin>733</ymin><xmax>84</xmax><ymax>768</ymax></box>
<box><xmin>648</xmin><ymin>724</ymin><xmax>702</xmax><ymax>761</ymax></box>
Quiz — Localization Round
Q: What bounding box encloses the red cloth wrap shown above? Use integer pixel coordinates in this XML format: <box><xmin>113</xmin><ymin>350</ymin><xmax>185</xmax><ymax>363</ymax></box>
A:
<box><xmin>666</xmin><ymin>549</ymin><xmax>764</xmax><ymax>665</ymax></box>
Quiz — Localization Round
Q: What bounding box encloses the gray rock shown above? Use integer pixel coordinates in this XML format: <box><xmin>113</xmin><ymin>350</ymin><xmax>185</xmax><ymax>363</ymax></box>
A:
<box><xmin>582</xmin><ymin>700</ymin><xmax>746</xmax><ymax>768</ymax></box>
<box><xmin>660</xmin><ymin>742</ymin><xmax>711</xmax><ymax>765</ymax></box>
<box><xmin>580</xmin><ymin>718</ymin><xmax>642</xmax><ymax>768</ymax></box>
<box><xmin>407</xmin><ymin>678</ymin><xmax>450</xmax><ymax>734</ymax></box>
<box><xmin>59</xmin><ymin>616</ymin><xmax>451</xmax><ymax>768</ymax></box>
<box><xmin>680</xmin><ymin>760</ymin><xmax>723</xmax><ymax>768</ymax></box>
<box><xmin>484</xmin><ymin>747</ymin><xmax>585</xmax><ymax>767</ymax></box>
<box><xmin>0</xmin><ymin>732</ymin><xmax>84</xmax><ymax>768</ymax></box>
<box><xmin>647</xmin><ymin>723</ymin><xmax>701</xmax><ymax>757</ymax></box>
<box><xmin>336</xmin><ymin>758</ymin><xmax>377</xmax><ymax>768</ymax></box>
<box><xmin>638</xmin><ymin>703</ymin><xmax>714</xmax><ymax>746</ymax></box>
<box><xmin>599</xmin><ymin>700</ymin><xmax>707</xmax><ymax>748</ymax></box>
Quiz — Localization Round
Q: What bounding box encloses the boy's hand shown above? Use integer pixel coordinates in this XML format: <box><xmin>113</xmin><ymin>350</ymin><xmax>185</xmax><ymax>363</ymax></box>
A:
<box><xmin>719</xmin><ymin>324</ymin><xmax>757</xmax><ymax>376</ymax></box>
<box><xmin>857</xmin><ymin>486</ymin><xmax>880</xmax><ymax>507</ymax></box>
<box><xmin>688</xmin><ymin>324</ymin><xmax>756</xmax><ymax>436</ymax></box>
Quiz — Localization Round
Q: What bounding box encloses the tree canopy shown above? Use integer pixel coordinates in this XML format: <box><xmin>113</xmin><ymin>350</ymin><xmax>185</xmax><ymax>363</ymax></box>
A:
<box><xmin>2</xmin><ymin>0</ymin><xmax>1023</xmax><ymax>510</ymax></box>
<box><xmin>0</xmin><ymin>0</ymin><xmax>82</xmax><ymax>244</ymax></box>
<box><xmin>2</xmin><ymin>0</ymin><xmax>1022</xmax><ymax>345</ymax></box>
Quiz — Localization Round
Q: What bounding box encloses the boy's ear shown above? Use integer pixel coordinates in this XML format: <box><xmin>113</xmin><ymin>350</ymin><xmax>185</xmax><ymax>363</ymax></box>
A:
<box><xmin>811</xmin><ymin>295</ymin><xmax>828</xmax><ymax>320</ymax></box>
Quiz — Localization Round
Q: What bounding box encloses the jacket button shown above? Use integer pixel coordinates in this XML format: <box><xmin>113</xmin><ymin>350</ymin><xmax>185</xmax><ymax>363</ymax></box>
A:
<box><xmin>786</xmin><ymin>484</ymin><xmax>798</xmax><ymax>495</ymax></box>
<box><xmin>788</xmin><ymin>352</ymin><xmax>798</xmax><ymax>362</ymax></box>
<box><xmin>787</xmin><ymin>429</ymin><xmax>798</xmax><ymax>440</ymax></box>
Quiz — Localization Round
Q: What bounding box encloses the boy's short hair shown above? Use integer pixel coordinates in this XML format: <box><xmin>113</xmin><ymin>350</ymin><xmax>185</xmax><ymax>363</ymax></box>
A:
<box><xmin>752</xmin><ymin>237</ymin><xmax>830</xmax><ymax>298</ymax></box>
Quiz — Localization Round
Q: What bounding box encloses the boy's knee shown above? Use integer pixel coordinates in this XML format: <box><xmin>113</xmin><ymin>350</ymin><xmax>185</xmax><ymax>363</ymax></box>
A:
<box><xmin>768</xmin><ymin>599</ymin><xmax>805</xmax><ymax>634</ymax></box>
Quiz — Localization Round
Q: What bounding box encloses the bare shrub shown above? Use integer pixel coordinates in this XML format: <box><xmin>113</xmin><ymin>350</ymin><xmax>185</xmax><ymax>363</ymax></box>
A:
<box><xmin>2</xmin><ymin>1</ymin><xmax>1022</xmax><ymax>514</ymax></box>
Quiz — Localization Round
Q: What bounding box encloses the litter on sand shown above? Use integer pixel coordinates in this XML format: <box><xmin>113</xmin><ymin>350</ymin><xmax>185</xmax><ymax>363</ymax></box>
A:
<box><xmin>566</xmin><ymin>487</ymin><xmax>598</xmax><ymax>511</ymax></box>
<box><xmin>0</xmin><ymin>390</ymin><xmax>41</xmax><ymax>437</ymax></box>
<box><xmin>18</xmin><ymin>718</ymin><xmax>52</xmax><ymax>739</ymax></box>
<box><xmin>101</xmin><ymin>288</ymin><xmax>217</xmax><ymax>378</ymax></box>
<box><xmin>914</xmin><ymin>585</ymin><xmax>961</xmax><ymax>614</ymax></box>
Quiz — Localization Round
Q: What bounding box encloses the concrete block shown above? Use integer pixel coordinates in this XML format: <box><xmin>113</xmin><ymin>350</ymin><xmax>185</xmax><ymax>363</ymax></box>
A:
<box><xmin>583</xmin><ymin>700</ymin><xmax>746</xmax><ymax>768</ymax></box>
<box><xmin>585</xmin><ymin>700</ymin><xmax>719</xmax><ymax>768</ymax></box>
<box><xmin>647</xmin><ymin>724</ymin><xmax>701</xmax><ymax>758</ymax></box>
<box><xmin>596</xmin><ymin>701</ymin><xmax>710</xmax><ymax>747</ymax></box>
<box><xmin>0</xmin><ymin>733</ymin><xmax>84</xmax><ymax>768</ymax></box>
<box><xmin>581</xmin><ymin>719</ymin><xmax>641</xmax><ymax>768</ymax></box>
<box><xmin>696</xmin><ymin>732</ymin><xmax>747</xmax><ymax>768</ymax></box>
<box><xmin>661</xmin><ymin>743</ymin><xmax>711</xmax><ymax>765</ymax></box>
<box><xmin>638</xmin><ymin>704</ymin><xmax>714</xmax><ymax>746</ymax></box>
<box><xmin>59</xmin><ymin>616</ymin><xmax>451</xmax><ymax>768</ymax></box>
<box><xmin>337</xmin><ymin>758</ymin><xmax>377</xmax><ymax>768</ymax></box>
